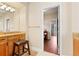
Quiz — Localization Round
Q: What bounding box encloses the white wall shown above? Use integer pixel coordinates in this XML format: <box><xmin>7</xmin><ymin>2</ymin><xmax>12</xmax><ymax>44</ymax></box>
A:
<box><xmin>28</xmin><ymin>2</ymin><xmax>73</xmax><ymax>56</ymax></box>
<box><xmin>28</xmin><ymin>3</ymin><xmax>43</xmax><ymax>51</ymax></box>
<box><xmin>19</xmin><ymin>4</ymin><xmax>28</xmax><ymax>40</ymax></box>
<box><xmin>71</xmin><ymin>3</ymin><xmax>79</xmax><ymax>55</ymax></box>
<box><xmin>28</xmin><ymin>2</ymin><xmax>59</xmax><ymax>51</ymax></box>
<box><xmin>71</xmin><ymin>3</ymin><xmax>79</xmax><ymax>32</ymax></box>
<box><xmin>0</xmin><ymin>2</ymin><xmax>73</xmax><ymax>55</ymax></box>
<box><xmin>60</xmin><ymin>3</ymin><xmax>72</xmax><ymax>55</ymax></box>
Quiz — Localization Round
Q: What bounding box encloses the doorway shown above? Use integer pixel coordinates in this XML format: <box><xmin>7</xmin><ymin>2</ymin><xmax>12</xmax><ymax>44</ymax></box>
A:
<box><xmin>43</xmin><ymin>7</ymin><xmax>59</xmax><ymax>55</ymax></box>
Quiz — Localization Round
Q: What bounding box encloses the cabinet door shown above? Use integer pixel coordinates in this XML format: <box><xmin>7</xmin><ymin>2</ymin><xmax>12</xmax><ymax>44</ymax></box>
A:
<box><xmin>8</xmin><ymin>34</ymin><xmax>25</xmax><ymax>56</ymax></box>
<box><xmin>8</xmin><ymin>36</ymin><xmax>16</xmax><ymax>56</ymax></box>
<box><xmin>19</xmin><ymin>34</ymin><xmax>25</xmax><ymax>40</ymax></box>
<box><xmin>8</xmin><ymin>35</ymin><xmax>20</xmax><ymax>56</ymax></box>
<box><xmin>73</xmin><ymin>39</ymin><xmax>79</xmax><ymax>56</ymax></box>
<box><xmin>0</xmin><ymin>40</ymin><xmax>8</xmax><ymax>56</ymax></box>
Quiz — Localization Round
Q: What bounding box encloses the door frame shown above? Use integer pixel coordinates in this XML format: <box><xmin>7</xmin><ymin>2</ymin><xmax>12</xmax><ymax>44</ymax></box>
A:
<box><xmin>42</xmin><ymin>6</ymin><xmax>60</xmax><ymax>55</ymax></box>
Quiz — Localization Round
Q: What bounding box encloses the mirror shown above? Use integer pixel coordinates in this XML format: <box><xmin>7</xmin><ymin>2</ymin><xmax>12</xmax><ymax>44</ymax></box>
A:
<box><xmin>0</xmin><ymin>3</ymin><xmax>15</xmax><ymax>32</ymax></box>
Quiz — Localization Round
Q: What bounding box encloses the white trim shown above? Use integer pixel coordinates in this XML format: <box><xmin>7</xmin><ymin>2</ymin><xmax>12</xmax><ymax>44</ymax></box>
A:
<box><xmin>59</xmin><ymin>4</ymin><xmax>62</xmax><ymax>56</ymax></box>
<box><xmin>41</xmin><ymin>9</ymin><xmax>44</xmax><ymax>52</ymax></box>
<box><xmin>42</xmin><ymin>5</ymin><xmax>61</xmax><ymax>55</ymax></box>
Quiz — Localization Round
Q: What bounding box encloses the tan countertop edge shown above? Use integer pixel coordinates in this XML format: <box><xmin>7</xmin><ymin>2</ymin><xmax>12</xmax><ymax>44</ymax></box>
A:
<box><xmin>73</xmin><ymin>32</ymin><xmax>79</xmax><ymax>40</ymax></box>
<box><xmin>0</xmin><ymin>32</ymin><xmax>25</xmax><ymax>37</ymax></box>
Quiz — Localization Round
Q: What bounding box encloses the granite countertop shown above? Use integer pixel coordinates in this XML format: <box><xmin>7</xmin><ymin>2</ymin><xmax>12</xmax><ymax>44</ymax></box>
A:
<box><xmin>0</xmin><ymin>32</ymin><xmax>25</xmax><ymax>37</ymax></box>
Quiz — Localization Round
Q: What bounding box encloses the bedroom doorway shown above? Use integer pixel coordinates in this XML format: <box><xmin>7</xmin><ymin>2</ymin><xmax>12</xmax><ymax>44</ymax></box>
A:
<box><xmin>43</xmin><ymin>6</ymin><xmax>60</xmax><ymax>55</ymax></box>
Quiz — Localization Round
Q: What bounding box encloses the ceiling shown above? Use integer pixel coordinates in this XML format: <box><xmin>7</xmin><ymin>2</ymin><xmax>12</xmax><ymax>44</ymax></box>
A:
<box><xmin>5</xmin><ymin>2</ymin><xmax>25</xmax><ymax>9</ymax></box>
<box><xmin>0</xmin><ymin>2</ymin><xmax>27</xmax><ymax>9</ymax></box>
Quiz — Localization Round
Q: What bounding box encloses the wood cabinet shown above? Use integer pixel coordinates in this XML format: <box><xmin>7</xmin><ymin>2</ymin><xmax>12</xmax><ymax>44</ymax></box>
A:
<box><xmin>0</xmin><ymin>33</ymin><xmax>25</xmax><ymax>56</ymax></box>
<box><xmin>8</xmin><ymin>36</ymin><xmax>16</xmax><ymax>56</ymax></box>
<box><xmin>8</xmin><ymin>34</ymin><xmax>25</xmax><ymax>56</ymax></box>
<box><xmin>0</xmin><ymin>39</ymin><xmax>8</xmax><ymax>56</ymax></box>
<box><xmin>73</xmin><ymin>39</ymin><xmax>79</xmax><ymax>56</ymax></box>
<box><xmin>19</xmin><ymin>34</ymin><xmax>25</xmax><ymax>40</ymax></box>
<box><xmin>73</xmin><ymin>33</ymin><xmax>79</xmax><ymax>56</ymax></box>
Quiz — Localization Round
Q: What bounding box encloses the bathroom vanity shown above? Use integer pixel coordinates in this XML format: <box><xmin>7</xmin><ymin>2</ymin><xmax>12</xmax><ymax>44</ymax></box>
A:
<box><xmin>0</xmin><ymin>32</ymin><xmax>25</xmax><ymax>56</ymax></box>
<box><xmin>73</xmin><ymin>33</ymin><xmax>79</xmax><ymax>56</ymax></box>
